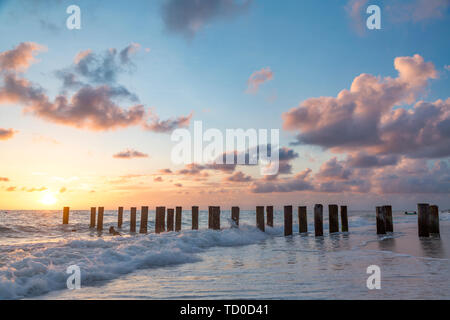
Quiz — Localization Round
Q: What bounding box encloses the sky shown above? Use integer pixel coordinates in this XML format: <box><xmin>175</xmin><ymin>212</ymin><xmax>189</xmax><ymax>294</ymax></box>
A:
<box><xmin>0</xmin><ymin>0</ymin><xmax>449</xmax><ymax>210</ymax></box>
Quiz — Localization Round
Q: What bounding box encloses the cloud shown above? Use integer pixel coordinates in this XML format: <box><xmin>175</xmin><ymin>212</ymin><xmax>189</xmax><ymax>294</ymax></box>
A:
<box><xmin>0</xmin><ymin>128</ymin><xmax>16</xmax><ymax>140</ymax></box>
<box><xmin>143</xmin><ymin>112</ymin><xmax>193</xmax><ymax>133</ymax></box>
<box><xmin>162</xmin><ymin>0</ymin><xmax>252</xmax><ymax>38</ymax></box>
<box><xmin>387</xmin><ymin>0</ymin><xmax>450</xmax><ymax>23</ymax></box>
<box><xmin>158</xmin><ymin>168</ymin><xmax>173</xmax><ymax>174</ymax></box>
<box><xmin>250</xmin><ymin>169</ymin><xmax>314</xmax><ymax>193</ymax></box>
<box><xmin>119</xmin><ymin>43</ymin><xmax>141</xmax><ymax>65</ymax></box>
<box><xmin>0</xmin><ymin>177</ymin><xmax>9</xmax><ymax>182</ymax></box>
<box><xmin>154</xmin><ymin>176</ymin><xmax>163</xmax><ymax>182</ymax></box>
<box><xmin>113</xmin><ymin>149</ymin><xmax>149</xmax><ymax>159</ymax></box>
<box><xmin>225</xmin><ymin>171</ymin><xmax>252</xmax><ymax>182</ymax></box>
<box><xmin>345</xmin><ymin>0</ymin><xmax>369</xmax><ymax>35</ymax></box>
<box><xmin>316</xmin><ymin>157</ymin><xmax>353</xmax><ymax>181</ymax></box>
<box><xmin>59</xmin><ymin>187</ymin><xmax>67</xmax><ymax>193</ymax></box>
<box><xmin>283</xmin><ymin>55</ymin><xmax>446</xmax><ymax>158</ymax></box>
<box><xmin>246</xmin><ymin>67</ymin><xmax>273</xmax><ymax>94</ymax></box>
<box><xmin>0</xmin><ymin>42</ymin><xmax>46</xmax><ymax>72</ymax></box>
<box><xmin>25</xmin><ymin>187</ymin><xmax>47</xmax><ymax>192</ymax></box>
<box><xmin>6</xmin><ymin>186</ymin><xmax>16</xmax><ymax>192</ymax></box>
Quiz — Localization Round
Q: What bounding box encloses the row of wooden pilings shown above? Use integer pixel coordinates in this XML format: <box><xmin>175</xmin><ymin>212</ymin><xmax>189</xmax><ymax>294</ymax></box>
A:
<box><xmin>375</xmin><ymin>204</ymin><xmax>440</xmax><ymax>237</ymax></box>
<box><xmin>62</xmin><ymin>205</ymin><xmax>349</xmax><ymax>236</ymax></box>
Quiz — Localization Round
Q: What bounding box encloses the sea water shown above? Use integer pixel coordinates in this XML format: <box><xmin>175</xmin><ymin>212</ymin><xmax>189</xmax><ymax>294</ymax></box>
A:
<box><xmin>0</xmin><ymin>209</ymin><xmax>449</xmax><ymax>300</ymax></box>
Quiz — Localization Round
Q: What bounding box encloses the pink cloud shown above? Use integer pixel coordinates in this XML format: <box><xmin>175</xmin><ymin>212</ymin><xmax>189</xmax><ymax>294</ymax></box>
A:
<box><xmin>0</xmin><ymin>42</ymin><xmax>46</xmax><ymax>72</ymax></box>
<box><xmin>113</xmin><ymin>149</ymin><xmax>149</xmax><ymax>159</ymax></box>
<box><xmin>246</xmin><ymin>67</ymin><xmax>273</xmax><ymax>94</ymax></box>
<box><xmin>0</xmin><ymin>128</ymin><xmax>17</xmax><ymax>141</ymax></box>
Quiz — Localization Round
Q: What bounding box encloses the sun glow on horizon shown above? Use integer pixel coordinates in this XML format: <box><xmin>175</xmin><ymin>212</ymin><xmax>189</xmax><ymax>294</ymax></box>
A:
<box><xmin>40</xmin><ymin>191</ymin><xmax>58</xmax><ymax>206</ymax></box>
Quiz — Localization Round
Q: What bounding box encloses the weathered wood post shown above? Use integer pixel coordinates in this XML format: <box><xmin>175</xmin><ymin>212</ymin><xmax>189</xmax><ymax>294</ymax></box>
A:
<box><xmin>329</xmin><ymin>204</ymin><xmax>339</xmax><ymax>234</ymax></box>
<box><xmin>284</xmin><ymin>205</ymin><xmax>293</xmax><ymax>236</ymax></box>
<box><xmin>97</xmin><ymin>207</ymin><xmax>104</xmax><ymax>231</ymax></box>
<box><xmin>314</xmin><ymin>204</ymin><xmax>323</xmax><ymax>237</ymax></box>
<box><xmin>376</xmin><ymin>206</ymin><xmax>386</xmax><ymax>235</ymax></box>
<box><xmin>418</xmin><ymin>203</ymin><xmax>430</xmax><ymax>237</ymax></box>
<box><xmin>155</xmin><ymin>207</ymin><xmax>165</xmax><ymax>233</ymax></box>
<box><xmin>140</xmin><ymin>206</ymin><xmax>148</xmax><ymax>234</ymax></box>
<box><xmin>231</xmin><ymin>206</ymin><xmax>240</xmax><ymax>227</ymax></box>
<box><xmin>383</xmin><ymin>205</ymin><xmax>393</xmax><ymax>232</ymax></box>
<box><xmin>167</xmin><ymin>208</ymin><xmax>175</xmax><ymax>232</ymax></box>
<box><xmin>192</xmin><ymin>206</ymin><xmax>199</xmax><ymax>230</ymax></box>
<box><xmin>62</xmin><ymin>207</ymin><xmax>70</xmax><ymax>225</ymax></box>
<box><xmin>340</xmin><ymin>205</ymin><xmax>348</xmax><ymax>232</ymax></box>
<box><xmin>90</xmin><ymin>207</ymin><xmax>96</xmax><ymax>228</ymax></box>
<box><xmin>208</xmin><ymin>206</ymin><xmax>213</xmax><ymax>229</ymax></box>
<box><xmin>429</xmin><ymin>205</ymin><xmax>440</xmax><ymax>236</ymax></box>
<box><xmin>175</xmin><ymin>206</ymin><xmax>182</xmax><ymax>232</ymax></box>
<box><xmin>130</xmin><ymin>207</ymin><xmax>137</xmax><ymax>233</ymax></box>
<box><xmin>118</xmin><ymin>207</ymin><xmax>123</xmax><ymax>228</ymax></box>
<box><xmin>256</xmin><ymin>206</ymin><xmax>265</xmax><ymax>232</ymax></box>
<box><xmin>298</xmin><ymin>206</ymin><xmax>307</xmax><ymax>233</ymax></box>
<box><xmin>212</xmin><ymin>206</ymin><xmax>221</xmax><ymax>230</ymax></box>
<box><xmin>266</xmin><ymin>206</ymin><xmax>274</xmax><ymax>227</ymax></box>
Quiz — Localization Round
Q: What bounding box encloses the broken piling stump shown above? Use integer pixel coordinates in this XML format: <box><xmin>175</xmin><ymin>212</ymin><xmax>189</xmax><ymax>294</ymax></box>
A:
<box><xmin>284</xmin><ymin>205</ymin><xmax>293</xmax><ymax>236</ymax></box>
<box><xmin>231</xmin><ymin>206</ymin><xmax>240</xmax><ymax>227</ymax></box>
<box><xmin>298</xmin><ymin>206</ymin><xmax>307</xmax><ymax>233</ymax></box>
<box><xmin>429</xmin><ymin>205</ymin><xmax>440</xmax><ymax>236</ymax></box>
<box><xmin>256</xmin><ymin>206</ymin><xmax>265</xmax><ymax>232</ymax></box>
<box><xmin>314</xmin><ymin>204</ymin><xmax>323</xmax><ymax>237</ymax></box>
<box><xmin>155</xmin><ymin>207</ymin><xmax>165</xmax><ymax>233</ymax></box>
<box><xmin>329</xmin><ymin>204</ymin><xmax>339</xmax><ymax>234</ymax></box>
<box><xmin>384</xmin><ymin>205</ymin><xmax>393</xmax><ymax>232</ymax></box>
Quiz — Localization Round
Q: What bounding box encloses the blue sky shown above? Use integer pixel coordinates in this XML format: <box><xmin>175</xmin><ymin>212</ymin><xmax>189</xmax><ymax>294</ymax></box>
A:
<box><xmin>0</xmin><ymin>0</ymin><xmax>449</xmax><ymax>209</ymax></box>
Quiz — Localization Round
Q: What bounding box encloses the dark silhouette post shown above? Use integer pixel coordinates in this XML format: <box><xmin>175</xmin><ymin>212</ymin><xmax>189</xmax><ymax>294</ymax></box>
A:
<box><xmin>231</xmin><ymin>207</ymin><xmax>240</xmax><ymax>227</ymax></box>
<box><xmin>175</xmin><ymin>207</ymin><xmax>182</xmax><ymax>232</ymax></box>
<box><xmin>266</xmin><ymin>206</ymin><xmax>274</xmax><ymax>227</ymax></box>
<box><xmin>167</xmin><ymin>209</ymin><xmax>175</xmax><ymax>232</ymax></box>
<box><xmin>376</xmin><ymin>206</ymin><xmax>386</xmax><ymax>235</ymax></box>
<box><xmin>155</xmin><ymin>207</ymin><xmax>165</xmax><ymax>233</ymax></box>
<box><xmin>118</xmin><ymin>207</ymin><xmax>123</xmax><ymax>228</ymax></box>
<box><xmin>298</xmin><ymin>206</ymin><xmax>307</xmax><ymax>233</ymax></box>
<box><xmin>384</xmin><ymin>205</ymin><xmax>393</xmax><ymax>232</ymax></box>
<box><xmin>417</xmin><ymin>203</ymin><xmax>430</xmax><ymax>237</ymax></box>
<box><xmin>140</xmin><ymin>206</ymin><xmax>148</xmax><ymax>234</ymax></box>
<box><xmin>340</xmin><ymin>205</ymin><xmax>348</xmax><ymax>232</ymax></box>
<box><xmin>130</xmin><ymin>207</ymin><xmax>137</xmax><ymax>233</ymax></box>
<box><xmin>192</xmin><ymin>206</ymin><xmax>199</xmax><ymax>230</ymax></box>
<box><xmin>329</xmin><ymin>204</ymin><xmax>339</xmax><ymax>234</ymax></box>
<box><xmin>256</xmin><ymin>206</ymin><xmax>265</xmax><ymax>232</ymax></box>
<box><xmin>314</xmin><ymin>204</ymin><xmax>323</xmax><ymax>237</ymax></box>
<box><xmin>284</xmin><ymin>205</ymin><xmax>293</xmax><ymax>236</ymax></box>
<box><xmin>212</xmin><ymin>206</ymin><xmax>221</xmax><ymax>230</ymax></box>
<box><xmin>429</xmin><ymin>205</ymin><xmax>440</xmax><ymax>236</ymax></box>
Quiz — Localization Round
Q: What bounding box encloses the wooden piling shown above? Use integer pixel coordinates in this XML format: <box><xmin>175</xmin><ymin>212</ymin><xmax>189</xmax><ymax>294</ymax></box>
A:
<box><xmin>266</xmin><ymin>206</ymin><xmax>274</xmax><ymax>227</ymax></box>
<box><xmin>340</xmin><ymin>205</ymin><xmax>349</xmax><ymax>232</ymax></box>
<box><xmin>212</xmin><ymin>206</ymin><xmax>220</xmax><ymax>230</ymax></box>
<box><xmin>155</xmin><ymin>207</ymin><xmax>165</xmax><ymax>234</ymax></box>
<box><xmin>314</xmin><ymin>204</ymin><xmax>323</xmax><ymax>237</ymax></box>
<box><xmin>376</xmin><ymin>206</ymin><xmax>386</xmax><ymax>235</ymax></box>
<box><xmin>97</xmin><ymin>207</ymin><xmax>104</xmax><ymax>231</ymax></box>
<box><xmin>63</xmin><ymin>207</ymin><xmax>70</xmax><ymax>225</ymax></box>
<box><xmin>284</xmin><ymin>205</ymin><xmax>293</xmax><ymax>236</ymax></box>
<box><xmin>329</xmin><ymin>204</ymin><xmax>339</xmax><ymax>234</ymax></box>
<box><xmin>140</xmin><ymin>206</ymin><xmax>148</xmax><ymax>234</ymax></box>
<box><xmin>90</xmin><ymin>207</ymin><xmax>96</xmax><ymax>228</ymax></box>
<box><xmin>298</xmin><ymin>206</ymin><xmax>307</xmax><ymax>233</ymax></box>
<box><xmin>418</xmin><ymin>203</ymin><xmax>430</xmax><ymax>237</ymax></box>
<box><xmin>167</xmin><ymin>209</ymin><xmax>175</xmax><ymax>232</ymax></box>
<box><xmin>429</xmin><ymin>205</ymin><xmax>440</xmax><ymax>235</ymax></box>
<box><xmin>231</xmin><ymin>206</ymin><xmax>240</xmax><ymax>227</ymax></box>
<box><xmin>118</xmin><ymin>207</ymin><xmax>123</xmax><ymax>229</ymax></box>
<box><xmin>208</xmin><ymin>206</ymin><xmax>213</xmax><ymax>229</ymax></box>
<box><xmin>192</xmin><ymin>206</ymin><xmax>199</xmax><ymax>230</ymax></box>
<box><xmin>384</xmin><ymin>205</ymin><xmax>393</xmax><ymax>232</ymax></box>
<box><xmin>256</xmin><ymin>206</ymin><xmax>265</xmax><ymax>232</ymax></box>
<box><xmin>175</xmin><ymin>207</ymin><xmax>182</xmax><ymax>232</ymax></box>
<box><xmin>130</xmin><ymin>207</ymin><xmax>137</xmax><ymax>233</ymax></box>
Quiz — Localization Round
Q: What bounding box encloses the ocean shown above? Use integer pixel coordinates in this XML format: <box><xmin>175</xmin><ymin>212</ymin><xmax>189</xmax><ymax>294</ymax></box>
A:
<box><xmin>0</xmin><ymin>208</ymin><xmax>449</xmax><ymax>300</ymax></box>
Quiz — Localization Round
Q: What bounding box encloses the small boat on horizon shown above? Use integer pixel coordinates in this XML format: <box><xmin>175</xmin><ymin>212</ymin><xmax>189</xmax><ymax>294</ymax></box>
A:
<box><xmin>404</xmin><ymin>211</ymin><xmax>417</xmax><ymax>215</ymax></box>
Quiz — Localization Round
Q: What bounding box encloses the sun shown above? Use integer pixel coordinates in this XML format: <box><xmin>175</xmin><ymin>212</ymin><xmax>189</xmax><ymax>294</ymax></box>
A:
<box><xmin>40</xmin><ymin>191</ymin><xmax>58</xmax><ymax>206</ymax></box>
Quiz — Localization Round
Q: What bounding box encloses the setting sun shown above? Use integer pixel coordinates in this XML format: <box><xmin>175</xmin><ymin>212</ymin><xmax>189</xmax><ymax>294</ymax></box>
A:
<box><xmin>40</xmin><ymin>191</ymin><xmax>57</xmax><ymax>206</ymax></box>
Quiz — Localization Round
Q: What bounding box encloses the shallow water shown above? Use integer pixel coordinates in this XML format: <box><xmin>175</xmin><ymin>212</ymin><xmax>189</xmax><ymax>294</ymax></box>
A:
<box><xmin>0</xmin><ymin>209</ymin><xmax>449</xmax><ymax>300</ymax></box>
